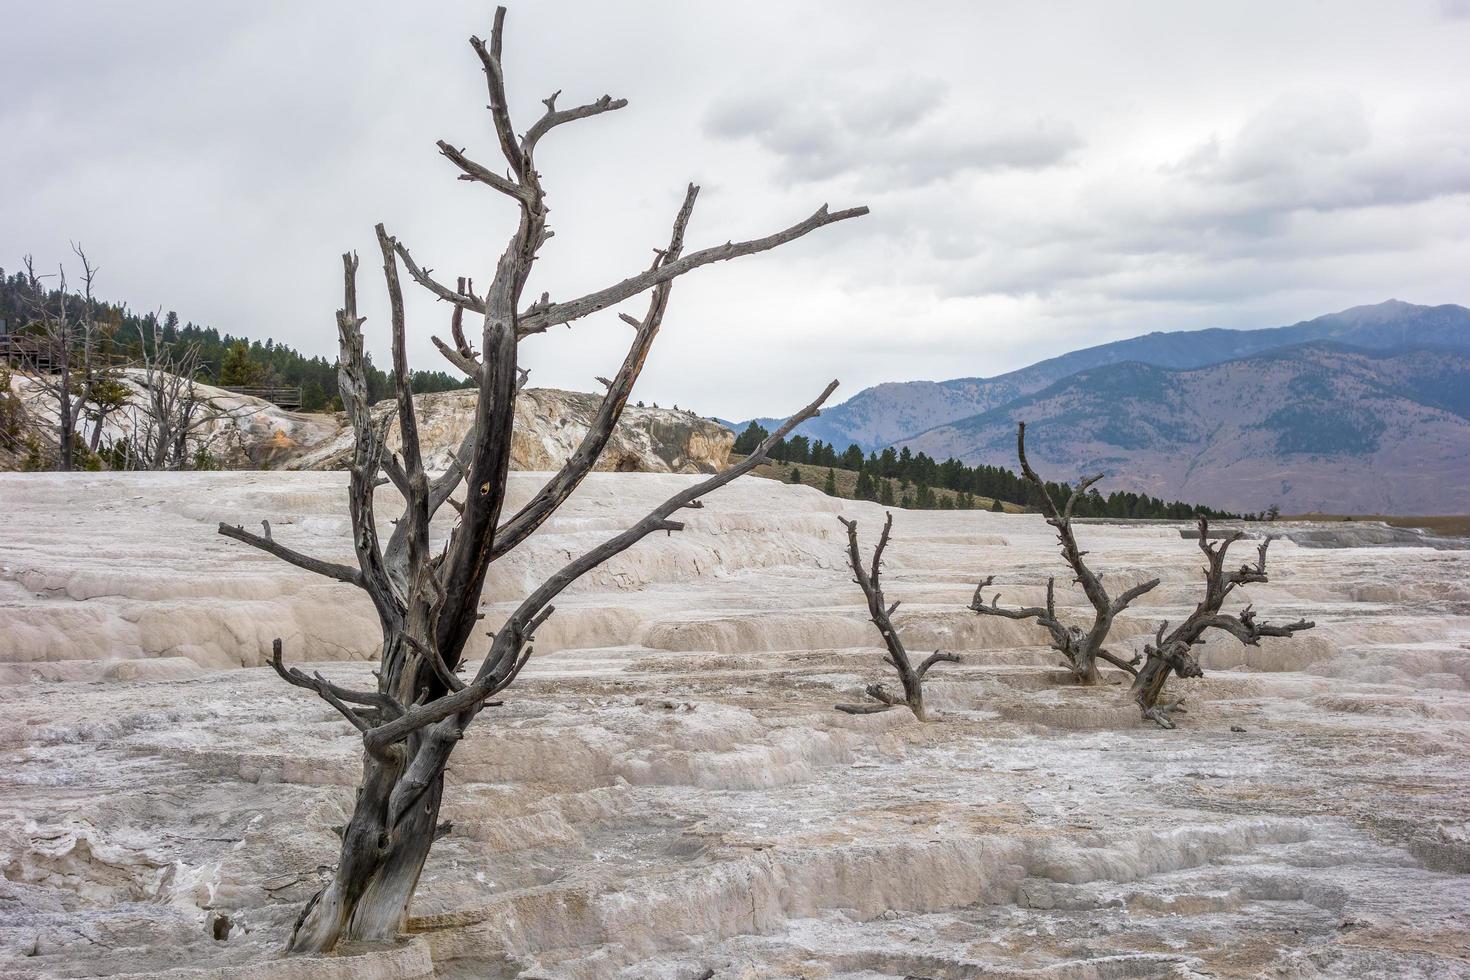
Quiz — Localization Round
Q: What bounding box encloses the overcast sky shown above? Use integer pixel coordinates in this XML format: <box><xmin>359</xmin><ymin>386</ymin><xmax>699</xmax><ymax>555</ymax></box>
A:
<box><xmin>5</xmin><ymin>1</ymin><xmax>1469</xmax><ymax>420</ymax></box>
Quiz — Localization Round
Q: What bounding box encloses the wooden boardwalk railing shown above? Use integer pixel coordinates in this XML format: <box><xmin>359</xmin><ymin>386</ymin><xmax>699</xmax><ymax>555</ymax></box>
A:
<box><xmin>219</xmin><ymin>386</ymin><xmax>304</xmax><ymax>411</ymax></box>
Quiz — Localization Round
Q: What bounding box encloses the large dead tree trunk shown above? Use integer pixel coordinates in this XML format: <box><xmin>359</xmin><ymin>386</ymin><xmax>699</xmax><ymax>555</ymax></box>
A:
<box><xmin>216</xmin><ymin>7</ymin><xmax>864</xmax><ymax>954</ymax></box>
<box><xmin>970</xmin><ymin>422</ymin><xmax>1158</xmax><ymax>684</ymax></box>
<box><xmin>1132</xmin><ymin>516</ymin><xmax>1315</xmax><ymax>728</ymax></box>
<box><xmin>835</xmin><ymin>512</ymin><xmax>959</xmax><ymax>721</ymax></box>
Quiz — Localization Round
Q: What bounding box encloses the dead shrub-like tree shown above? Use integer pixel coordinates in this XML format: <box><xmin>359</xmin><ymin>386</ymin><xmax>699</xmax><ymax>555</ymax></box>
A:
<box><xmin>835</xmin><ymin>512</ymin><xmax>959</xmax><ymax>721</ymax></box>
<box><xmin>970</xmin><ymin>422</ymin><xmax>1159</xmax><ymax>685</ymax></box>
<box><xmin>18</xmin><ymin>246</ymin><xmax>102</xmax><ymax>471</ymax></box>
<box><xmin>1132</xmin><ymin>517</ymin><xmax>1314</xmax><ymax>728</ymax></box>
<box><xmin>214</xmin><ymin>7</ymin><xmax>864</xmax><ymax>954</ymax></box>
<box><xmin>123</xmin><ymin>313</ymin><xmax>238</xmax><ymax>470</ymax></box>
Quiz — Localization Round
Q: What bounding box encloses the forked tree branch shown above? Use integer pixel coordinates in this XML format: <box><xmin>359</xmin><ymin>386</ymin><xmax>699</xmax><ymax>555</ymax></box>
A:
<box><xmin>491</xmin><ymin>183</ymin><xmax>700</xmax><ymax>560</ymax></box>
<box><xmin>1133</xmin><ymin>516</ymin><xmax>1315</xmax><ymax>727</ymax></box>
<box><xmin>366</xmin><ymin>380</ymin><xmax>840</xmax><ymax>748</ymax></box>
<box><xmin>393</xmin><ymin>204</ymin><xmax>870</xmax><ymax>336</ymax></box>
<box><xmin>835</xmin><ymin>511</ymin><xmax>957</xmax><ymax>720</ymax></box>
<box><xmin>267</xmin><ymin>639</ymin><xmax>404</xmax><ymax>731</ymax></box>
<box><xmin>217</xmin><ymin>522</ymin><xmax>363</xmax><ymax>587</ymax></box>
<box><xmin>975</xmin><ymin>422</ymin><xmax>1158</xmax><ymax>683</ymax></box>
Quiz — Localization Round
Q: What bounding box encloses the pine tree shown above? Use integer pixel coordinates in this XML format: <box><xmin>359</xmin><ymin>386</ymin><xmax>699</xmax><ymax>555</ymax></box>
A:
<box><xmin>991</xmin><ymin>497</ymin><xmax>1004</xmax><ymax>512</ymax></box>
<box><xmin>879</xmin><ymin>479</ymin><xmax>895</xmax><ymax>506</ymax></box>
<box><xmin>854</xmin><ymin>469</ymin><xmax>876</xmax><ymax>501</ymax></box>
<box><xmin>733</xmin><ymin>422</ymin><xmax>769</xmax><ymax>455</ymax></box>
<box><xmin>788</xmin><ymin>466</ymin><xmax>802</xmax><ymax>483</ymax></box>
<box><xmin>219</xmin><ymin>341</ymin><xmax>269</xmax><ymax>387</ymax></box>
<box><xmin>823</xmin><ymin>467</ymin><xmax>837</xmax><ymax>496</ymax></box>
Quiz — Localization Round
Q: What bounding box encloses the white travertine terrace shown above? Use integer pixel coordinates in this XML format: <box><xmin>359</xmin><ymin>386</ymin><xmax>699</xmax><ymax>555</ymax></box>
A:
<box><xmin>1</xmin><ymin>472</ymin><xmax>1468</xmax><ymax>977</ymax></box>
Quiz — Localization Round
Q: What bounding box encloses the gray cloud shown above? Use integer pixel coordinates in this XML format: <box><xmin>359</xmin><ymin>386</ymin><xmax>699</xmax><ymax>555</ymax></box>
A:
<box><xmin>704</xmin><ymin>80</ymin><xmax>1080</xmax><ymax>187</ymax></box>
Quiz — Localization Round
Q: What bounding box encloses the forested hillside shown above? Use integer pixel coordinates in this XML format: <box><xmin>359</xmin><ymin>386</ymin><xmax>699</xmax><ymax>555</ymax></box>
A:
<box><xmin>902</xmin><ymin>343</ymin><xmax>1470</xmax><ymax>515</ymax></box>
<box><xmin>733</xmin><ymin>422</ymin><xmax>1243</xmax><ymax>519</ymax></box>
<box><xmin>0</xmin><ymin>268</ymin><xmax>472</xmax><ymax>411</ymax></box>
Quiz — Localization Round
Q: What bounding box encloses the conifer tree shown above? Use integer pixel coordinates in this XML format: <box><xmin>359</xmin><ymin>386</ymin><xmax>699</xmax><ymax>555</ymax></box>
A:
<box><xmin>733</xmin><ymin>422</ymin><xmax>769</xmax><ymax>455</ymax></box>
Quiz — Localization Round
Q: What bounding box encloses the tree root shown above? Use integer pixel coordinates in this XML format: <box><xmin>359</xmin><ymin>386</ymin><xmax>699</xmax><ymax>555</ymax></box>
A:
<box><xmin>1142</xmin><ymin>699</ymin><xmax>1188</xmax><ymax>729</ymax></box>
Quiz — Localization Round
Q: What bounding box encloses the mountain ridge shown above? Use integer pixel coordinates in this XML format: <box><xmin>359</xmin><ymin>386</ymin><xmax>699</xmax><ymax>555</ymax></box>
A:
<box><xmin>732</xmin><ymin>300</ymin><xmax>1470</xmax><ymax>452</ymax></box>
<box><xmin>897</xmin><ymin>340</ymin><xmax>1470</xmax><ymax>515</ymax></box>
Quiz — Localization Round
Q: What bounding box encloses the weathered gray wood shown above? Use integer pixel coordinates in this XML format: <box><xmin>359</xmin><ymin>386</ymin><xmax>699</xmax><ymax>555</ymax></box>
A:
<box><xmin>970</xmin><ymin>421</ymin><xmax>1158</xmax><ymax>684</ymax></box>
<box><xmin>212</xmin><ymin>5</ymin><xmax>864</xmax><ymax>955</ymax></box>
<box><xmin>835</xmin><ymin>512</ymin><xmax>959</xmax><ymax>721</ymax></box>
<box><xmin>19</xmin><ymin>248</ymin><xmax>96</xmax><ymax>471</ymax></box>
<box><xmin>1132</xmin><ymin>517</ymin><xmax>1315</xmax><ymax>728</ymax></box>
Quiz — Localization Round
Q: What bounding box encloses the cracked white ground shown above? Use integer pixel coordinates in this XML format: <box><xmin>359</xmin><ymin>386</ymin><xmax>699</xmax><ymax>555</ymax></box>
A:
<box><xmin>2</xmin><ymin>472</ymin><xmax>1468</xmax><ymax>978</ymax></box>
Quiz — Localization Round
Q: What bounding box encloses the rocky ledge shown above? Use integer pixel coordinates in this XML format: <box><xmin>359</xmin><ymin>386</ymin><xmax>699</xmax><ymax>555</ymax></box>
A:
<box><xmin>285</xmin><ymin>387</ymin><xmax>732</xmax><ymax>474</ymax></box>
<box><xmin>7</xmin><ymin>369</ymin><xmax>732</xmax><ymax>474</ymax></box>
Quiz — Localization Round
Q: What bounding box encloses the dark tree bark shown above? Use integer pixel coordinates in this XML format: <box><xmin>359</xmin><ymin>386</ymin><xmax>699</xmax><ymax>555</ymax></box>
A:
<box><xmin>834</xmin><ymin>512</ymin><xmax>959</xmax><ymax>721</ymax></box>
<box><xmin>1132</xmin><ymin>516</ymin><xmax>1315</xmax><ymax>728</ymax></box>
<box><xmin>215</xmin><ymin>6</ymin><xmax>864</xmax><ymax>954</ymax></box>
<box><xmin>970</xmin><ymin>422</ymin><xmax>1159</xmax><ymax>684</ymax></box>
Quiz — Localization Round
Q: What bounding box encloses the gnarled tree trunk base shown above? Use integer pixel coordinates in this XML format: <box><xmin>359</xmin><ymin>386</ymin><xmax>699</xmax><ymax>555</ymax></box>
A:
<box><xmin>289</xmin><ymin>758</ymin><xmax>445</xmax><ymax>953</ymax></box>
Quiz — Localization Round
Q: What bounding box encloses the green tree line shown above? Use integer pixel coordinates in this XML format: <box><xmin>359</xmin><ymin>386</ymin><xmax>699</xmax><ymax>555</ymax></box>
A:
<box><xmin>1</xmin><ymin>269</ymin><xmax>473</xmax><ymax>412</ymax></box>
<box><xmin>734</xmin><ymin>422</ymin><xmax>1241</xmax><ymax>519</ymax></box>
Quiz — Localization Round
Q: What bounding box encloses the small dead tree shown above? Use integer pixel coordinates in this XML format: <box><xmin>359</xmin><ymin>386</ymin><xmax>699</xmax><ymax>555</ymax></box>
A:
<box><xmin>126</xmin><ymin>314</ymin><xmax>237</xmax><ymax>470</ymax></box>
<box><xmin>970</xmin><ymin>422</ymin><xmax>1159</xmax><ymax>684</ymax></box>
<box><xmin>19</xmin><ymin>245</ymin><xmax>101</xmax><ymax>470</ymax></box>
<box><xmin>215</xmin><ymin>7</ymin><xmax>864</xmax><ymax>954</ymax></box>
<box><xmin>835</xmin><ymin>512</ymin><xmax>959</xmax><ymax>721</ymax></box>
<box><xmin>1132</xmin><ymin>517</ymin><xmax>1314</xmax><ymax>728</ymax></box>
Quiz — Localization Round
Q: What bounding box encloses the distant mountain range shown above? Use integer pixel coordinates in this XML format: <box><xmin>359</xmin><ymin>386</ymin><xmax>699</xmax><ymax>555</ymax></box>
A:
<box><xmin>730</xmin><ymin>301</ymin><xmax>1470</xmax><ymax>515</ymax></box>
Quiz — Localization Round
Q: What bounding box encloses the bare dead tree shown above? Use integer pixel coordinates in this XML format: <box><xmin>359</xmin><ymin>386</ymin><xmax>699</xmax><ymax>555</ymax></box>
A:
<box><xmin>214</xmin><ymin>7</ymin><xmax>864</xmax><ymax>954</ymax></box>
<box><xmin>1132</xmin><ymin>517</ymin><xmax>1315</xmax><ymax>728</ymax></box>
<box><xmin>835</xmin><ymin>512</ymin><xmax>959</xmax><ymax>721</ymax></box>
<box><xmin>970</xmin><ymin>422</ymin><xmax>1159</xmax><ymax>685</ymax></box>
<box><xmin>124</xmin><ymin>313</ymin><xmax>239</xmax><ymax>470</ymax></box>
<box><xmin>19</xmin><ymin>246</ymin><xmax>101</xmax><ymax>470</ymax></box>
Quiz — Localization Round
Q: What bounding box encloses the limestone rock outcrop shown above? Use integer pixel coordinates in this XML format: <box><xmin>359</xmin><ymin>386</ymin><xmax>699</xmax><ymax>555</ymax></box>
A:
<box><xmin>284</xmin><ymin>387</ymin><xmax>732</xmax><ymax>474</ymax></box>
<box><xmin>5</xmin><ymin>369</ymin><xmax>732</xmax><ymax>475</ymax></box>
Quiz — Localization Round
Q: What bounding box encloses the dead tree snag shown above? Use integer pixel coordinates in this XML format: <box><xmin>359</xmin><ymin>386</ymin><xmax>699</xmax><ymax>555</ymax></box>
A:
<box><xmin>18</xmin><ymin>246</ymin><xmax>102</xmax><ymax>471</ymax></box>
<box><xmin>835</xmin><ymin>512</ymin><xmax>959</xmax><ymax>721</ymax></box>
<box><xmin>1132</xmin><ymin>517</ymin><xmax>1315</xmax><ymax>728</ymax></box>
<box><xmin>970</xmin><ymin>422</ymin><xmax>1159</xmax><ymax>685</ymax></box>
<box><xmin>215</xmin><ymin>6</ymin><xmax>864</xmax><ymax>954</ymax></box>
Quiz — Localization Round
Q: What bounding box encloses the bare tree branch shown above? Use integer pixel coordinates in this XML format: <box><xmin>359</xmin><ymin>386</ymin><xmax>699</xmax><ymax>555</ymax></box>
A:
<box><xmin>974</xmin><ymin>422</ymin><xmax>1158</xmax><ymax>684</ymax></box>
<box><xmin>217</xmin><ymin>523</ymin><xmax>363</xmax><ymax>586</ymax></box>
<box><xmin>435</xmin><ymin>140</ymin><xmax>526</xmax><ymax>200</ymax></box>
<box><xmin>1132</xmin><ymin>516</ymin><xmax>1316</xmax><ymax>728</ymax></box>
<box><xmin>836</xmin><ymin>511</ymin><xmax>958</xmax><ymax>721</ymax></box>
<box><xmin>396</xmin><ymin>205</ymin><xmax>870</xmax><ymax>336</ymax></box>
<box><xmin>516</xmin><ymin>204</ymin><xmax>869</xmax><ymax>335</ymax></box>
<box><xmin>367</xmin><ymin>380</ymin><xmax>839</xmax><ymax>748</ymax></box>
<box><xmin>491</xmin><ymin>183</ymin><xmax>699</xmax><ymax>559</ymax></box>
